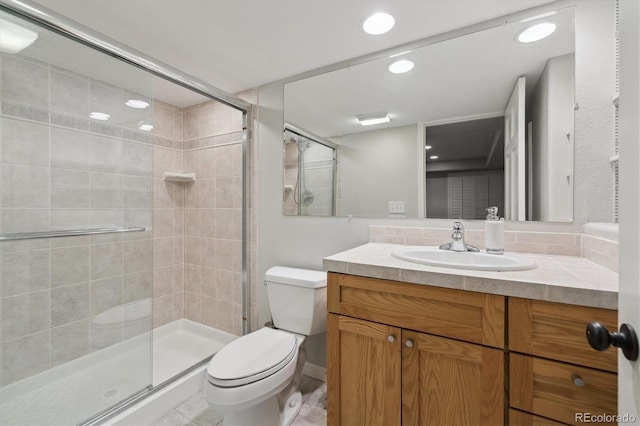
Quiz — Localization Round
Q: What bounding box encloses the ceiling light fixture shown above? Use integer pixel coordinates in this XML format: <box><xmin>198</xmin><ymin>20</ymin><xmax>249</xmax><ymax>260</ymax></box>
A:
<box><xmin>429</xmin><ymin>155</ymin><xmax>439</xmax><ymax>160</ymax></box>
<box><xmin>357</xmin><ymin>112</ymin><xmax>390</xmax><ymax>126</ymax></box>
<box><xmin>517</xmin><ymin>22</ymin><xmax>556</xmax><ymax>43</ymax></box>
<box><xmin>89</xmin><ymin>112</ymin><xmax>110</xmax><ymax>121</ymax></box>
<box><xmin>388</xmin><ymin>59</ymin><xmax>414</xmax><ymax>74</ymax></box>
<box><xmin>425</xmin><ymin>145</ymin><xmax>432</xmax><ymax>150</ymax></box>
<box><xmin>362</xmin><ymin>12</ymin><xmax>395</xmax><ymax>35</ymax></box>
<box><xmin>0</xmin><ymin>18</ymin><xmax>38</xmax><ymax>54</ymax></box>
<box><xmin>126</xmin><ymin>99</ymin><xmax>150</xmax><ymax>109</ymax></box>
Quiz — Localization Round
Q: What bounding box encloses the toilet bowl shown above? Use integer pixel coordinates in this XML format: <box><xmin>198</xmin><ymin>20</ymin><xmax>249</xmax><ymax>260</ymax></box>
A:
<box><xmin>204</xmin><ymin>266</ymin><xmax>327</xmax><ymax>426</ymax></box>
<box><xmin>205</xmin><ymin>327</ymin><xmax>306</xmax><ymax>425</ymax></box>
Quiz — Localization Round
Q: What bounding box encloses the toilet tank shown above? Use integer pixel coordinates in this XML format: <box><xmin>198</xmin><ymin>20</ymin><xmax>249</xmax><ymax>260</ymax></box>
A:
<box><xmin>265</xmin><ymin>266</ymin><xmax>327</xmax><ymax>336</ymax></box>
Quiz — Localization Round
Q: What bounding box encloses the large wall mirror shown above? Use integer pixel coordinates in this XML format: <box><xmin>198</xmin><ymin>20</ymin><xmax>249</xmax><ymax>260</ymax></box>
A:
<box><xmin>284</xmin><ymin>6</ymin><xmax>579</xmax><ymax>221</ymax></box>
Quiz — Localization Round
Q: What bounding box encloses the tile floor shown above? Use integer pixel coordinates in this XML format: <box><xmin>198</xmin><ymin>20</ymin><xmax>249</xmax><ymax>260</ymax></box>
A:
<box><xmin>153</xmin><ymin>376</ymin><xmax>327</xmax><ymax>426</ymax></box>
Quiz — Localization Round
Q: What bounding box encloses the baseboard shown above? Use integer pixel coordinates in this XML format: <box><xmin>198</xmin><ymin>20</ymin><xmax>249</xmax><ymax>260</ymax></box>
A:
<box><xmin>302</xmin><ymin>362</ymin><xmax>326</xmax><ymax>382</ymax></box>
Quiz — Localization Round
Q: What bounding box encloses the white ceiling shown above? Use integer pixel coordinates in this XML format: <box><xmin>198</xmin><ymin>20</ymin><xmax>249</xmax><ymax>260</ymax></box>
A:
<box><xmin>32</xmin><ymin>0</ymin><xmax>555</xmax><ymax>106</ymax></box>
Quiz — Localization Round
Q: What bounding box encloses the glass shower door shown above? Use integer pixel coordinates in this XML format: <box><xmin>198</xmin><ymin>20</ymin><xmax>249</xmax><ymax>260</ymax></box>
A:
<box><xmin>0</xmin><ymin>10</ymin><xmax>153</xmax><ymax>425</ymax></box>
<box><xmin>283</xmin><ymin>128</ymin><xmax>336</xmax><ymax>216</ymax></box>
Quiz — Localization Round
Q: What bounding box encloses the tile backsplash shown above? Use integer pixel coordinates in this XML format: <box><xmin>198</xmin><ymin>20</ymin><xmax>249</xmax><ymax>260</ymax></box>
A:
<box><xmin>582</xmin><ymin>234</ymin><xmax>618</xmax><ymax>272</ymax></box>
<box><xmin>369</xmin><ymin>225</ymin><xmax>618</xmax><ymax>272</ymax></box>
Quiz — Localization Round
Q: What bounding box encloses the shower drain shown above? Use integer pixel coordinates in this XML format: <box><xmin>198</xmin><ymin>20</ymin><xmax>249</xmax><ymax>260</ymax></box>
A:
<box><xmin>103</xmin><ymin>388</ymin><xmax>119</xmax><ymax>398</ymax></box>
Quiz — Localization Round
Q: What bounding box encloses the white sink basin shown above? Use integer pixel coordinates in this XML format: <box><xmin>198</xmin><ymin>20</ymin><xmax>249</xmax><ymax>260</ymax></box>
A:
<box><xmin>391</xmin><ymin>246</ymin><xmax>537</xmax><ymax>271</ymax></box>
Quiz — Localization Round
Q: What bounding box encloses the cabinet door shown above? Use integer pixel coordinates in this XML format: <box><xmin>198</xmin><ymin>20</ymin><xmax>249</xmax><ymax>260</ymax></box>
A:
<box><xmin>402</xmin><ymin>330</ymin><xmax>504</xmax><ymax>426</ymax></box>
<box><xmin>327</xmin><ymin>314</ymin><xmax>401</xmax><ymax>426</ymax></box>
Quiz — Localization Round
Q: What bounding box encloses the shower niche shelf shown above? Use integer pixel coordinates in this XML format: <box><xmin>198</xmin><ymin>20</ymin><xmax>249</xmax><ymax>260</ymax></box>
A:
<box><xmin>164</xmin><ymin>172</ymin><xmax>196</xmax><ymax>183</ymax></box>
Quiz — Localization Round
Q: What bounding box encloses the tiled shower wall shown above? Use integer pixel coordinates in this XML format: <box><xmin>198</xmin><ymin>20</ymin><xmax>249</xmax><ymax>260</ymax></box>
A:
<box><xmin>152</xmin><ymin>92</ymin><xmax>254</xmax><ymax>337</ymax></box>
<box><xmin>183</xmin><ymin>101</ymin><xmax>244</xmax><ymax>336</ymax></box>
<box><xmin>0</xmin><ymin>54</ymin><xmax>154</xmax><ymax>386</ymax></box>
<box><xmin>151</xmin><ymin>101</ymin><xmax>186</xmax><ymax>328</ymax></box>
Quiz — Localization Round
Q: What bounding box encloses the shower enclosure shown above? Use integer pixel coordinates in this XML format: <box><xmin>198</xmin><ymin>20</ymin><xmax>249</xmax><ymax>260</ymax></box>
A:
<box><xmin>283</xmin><ymin>124</ymin><xmax>336</xmax><ymax>216</ymax></box>
<box><xmin>0</xmin><ymin>2</ymin><xmax>251</xmax><ymax>425</ymax></box>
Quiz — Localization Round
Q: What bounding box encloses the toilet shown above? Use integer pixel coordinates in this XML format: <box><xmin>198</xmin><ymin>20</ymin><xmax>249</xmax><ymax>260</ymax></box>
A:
<box><xmin>204</xmin><ymin>266</ymin><xmax>327</xmax><ymax>426</ymax></box>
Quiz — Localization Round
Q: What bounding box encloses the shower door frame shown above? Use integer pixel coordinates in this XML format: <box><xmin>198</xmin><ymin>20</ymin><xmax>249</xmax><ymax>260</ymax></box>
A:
<box><xmin>0</xmin><ymin>0</ymin><xmax>252</xmax><ymax>423</ymax></box>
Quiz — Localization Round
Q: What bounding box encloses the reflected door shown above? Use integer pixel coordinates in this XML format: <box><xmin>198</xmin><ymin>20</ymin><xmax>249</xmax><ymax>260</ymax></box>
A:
<box><xmin>504</xmin><ymin>77</ymin><xmax>526</xmax><ymax>221</ymax></box>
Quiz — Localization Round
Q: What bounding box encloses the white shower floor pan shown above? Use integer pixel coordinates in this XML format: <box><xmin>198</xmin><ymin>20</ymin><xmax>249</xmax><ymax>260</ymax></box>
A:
<box><xmin>0</xmin><ymin>319</ymin><xmax>237</xmax><ymax>426</ymax></box>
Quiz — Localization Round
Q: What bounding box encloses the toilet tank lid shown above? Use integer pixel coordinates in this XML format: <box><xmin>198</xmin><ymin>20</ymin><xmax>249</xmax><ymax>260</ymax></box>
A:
<box><xmin>265</xmin><ymin>266</ymin><xmax>327</xmax><ymax>288</ymax></box>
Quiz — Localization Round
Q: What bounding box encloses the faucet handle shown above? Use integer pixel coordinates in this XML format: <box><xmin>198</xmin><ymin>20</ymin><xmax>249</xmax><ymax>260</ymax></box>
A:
<box><xmin>451</xmin><ymin>221</ymin><xmax>464</xmax><ymax>239</ymax></box>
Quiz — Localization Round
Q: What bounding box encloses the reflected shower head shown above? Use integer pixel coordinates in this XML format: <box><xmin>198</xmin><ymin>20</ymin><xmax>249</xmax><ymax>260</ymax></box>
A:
<box><xmin>289</xmin><ymin>137</ymin><xmax>297</xmax><ymax>143</ymax></box>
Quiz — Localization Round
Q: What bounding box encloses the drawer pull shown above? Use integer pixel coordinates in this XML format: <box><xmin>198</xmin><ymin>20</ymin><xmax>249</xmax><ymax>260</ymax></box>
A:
<box><xmin>388</xmin><ymin>335</ymin><xmax>395</xmax><ymax>343</ymax></box>
<box><xmin>405</xmin><ymin>339</ymin><xmax>414</xmax><ymax>348</ymax></box>
<box><xmin>572</xmin><ymin>374</ymin><xmax>586</xmax><ymax>387</ymax></box>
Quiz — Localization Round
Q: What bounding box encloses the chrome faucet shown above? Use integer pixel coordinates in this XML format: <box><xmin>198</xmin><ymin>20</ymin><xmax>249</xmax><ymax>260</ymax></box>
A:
<box><xmin>439</xmin><ymin>222</ymin><xmax>479</xmax><ymax>252</ymax></box>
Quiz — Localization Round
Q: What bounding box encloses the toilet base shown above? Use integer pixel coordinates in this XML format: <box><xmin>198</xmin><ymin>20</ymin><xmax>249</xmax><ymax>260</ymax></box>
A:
<box><xmin>281</xmin><ymin>391</ymin><xmax>302</xmax><ymax>426</ymax></box>
<box><xmin>221</xmin><ymin>390</ymin><xmax>302</xmax><ymax>426</ymax></box>
<box><xmin>223</xmin><ymin>396</ymin><xmax>280</xmax><ymax>426</ymax></box>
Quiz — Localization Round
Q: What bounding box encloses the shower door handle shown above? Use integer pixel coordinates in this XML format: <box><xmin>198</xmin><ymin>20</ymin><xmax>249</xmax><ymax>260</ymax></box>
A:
<box><xmin>0</xmin><ymin>226</ymin><xmax>146</xmax><ymax>241</ymax></box>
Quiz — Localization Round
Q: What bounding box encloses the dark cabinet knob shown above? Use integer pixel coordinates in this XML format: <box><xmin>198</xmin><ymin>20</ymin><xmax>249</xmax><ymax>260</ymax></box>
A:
<box><xmin>586</xmin><ymin>322</ymin><xmax>639</xmax><ymax>361</ymax></box>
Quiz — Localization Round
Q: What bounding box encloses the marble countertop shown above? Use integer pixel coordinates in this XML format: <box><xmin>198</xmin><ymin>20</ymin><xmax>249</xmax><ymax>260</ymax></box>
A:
<box><xmin>323</xmin><ymin>243</ymin><xmax>618</xmax><ymax>310</ymax></box>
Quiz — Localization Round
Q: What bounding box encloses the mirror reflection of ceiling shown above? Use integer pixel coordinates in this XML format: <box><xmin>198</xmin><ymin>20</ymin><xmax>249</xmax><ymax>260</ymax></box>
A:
<box><xmin>285</xmin><ymin>7</ymin><xmax>574</xmax><ymax>139</ymax></box>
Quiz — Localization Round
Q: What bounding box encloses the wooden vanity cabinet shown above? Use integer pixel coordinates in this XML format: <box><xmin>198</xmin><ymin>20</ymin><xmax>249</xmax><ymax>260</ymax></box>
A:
<box><xmin>508</xmin><ymin>298</ymin><xmax>618</xmax><ymax>425</ymax></box>
<box><xmin>327</xmin><ymin>273</ymin><xmax>619</xmax><ymax>426</ymax></box>
<box><xmin>327</xmin><ymin>272</ymin><xmax>505</xmax><ymax>426</ymax></box>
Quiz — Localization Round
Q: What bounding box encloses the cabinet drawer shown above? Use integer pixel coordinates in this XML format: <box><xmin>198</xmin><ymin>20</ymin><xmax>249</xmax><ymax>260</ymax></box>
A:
<box><xmin>509</xmin><ymin>298</ymin><xmax>617</xmax><ymax>372</ymax></box>
<box><xmin>510</xmin><ymin>354</ymin><xmax>617</xmax><ymax>425</ymax></box>
<box><xmin>509</xmin><ymin>409</ymin><xmax>568</xmax><ymax>426</ymax></box>
<box><xmin>328</xmin><ymin>272</ymin><xmax>505</xmax><ymax>348</ymax></box>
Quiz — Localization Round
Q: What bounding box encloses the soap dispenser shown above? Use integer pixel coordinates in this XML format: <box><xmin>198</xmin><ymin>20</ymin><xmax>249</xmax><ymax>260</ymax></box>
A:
<box><xmin>485</xmin><ymin>207</ymin><xmax>504</xmax><ymax>255</ymax></box>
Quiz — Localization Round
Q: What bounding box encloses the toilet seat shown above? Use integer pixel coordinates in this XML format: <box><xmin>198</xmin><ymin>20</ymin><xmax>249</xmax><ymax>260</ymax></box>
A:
<box><xmin>208</xmin><ymin>328</ymin><xmax>297</xmax><ymax>387</ymax></box>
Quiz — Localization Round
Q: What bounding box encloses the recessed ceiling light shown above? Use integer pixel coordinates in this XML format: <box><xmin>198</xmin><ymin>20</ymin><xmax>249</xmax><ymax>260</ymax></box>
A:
<box><xmin>0</xmin><ymin>18</ymin><xmax>38</xmax><ymax>54</ymax></box>
<box><xmin>138</xmin><ymin>123</ymin><xmax>153</xmax><ymax>131</ymax></box>
<box><xmin>126</xmin><ymin>99</ymin><xmax>150</xmax><ymax>109</ymax></box>
<box><xmin>429</xmin><ymin>155</ymin><xmax>439</xmax><ymax>160</ymax></box>
<box><xmin>357</xmin><ymin>112</ymin><xmax>390</xmax><ymax>126</ymax></box>
<box><xmin>362</xmin><ymin>12</ymin><xmax>395</xmax><ymax>35</ymax></box>
<box><xmin>517</xmin><ymin>22</ymin><xmax>556</xmax><ymax>43</ymax></box>
<box><xmin>425</xmin><ymin>145</ymin><xmax>432</xmax><ymax>150</ymax></box>
<box><xmin>388</xmin><ymin>59</ymin><xmax>414</xmax><ymax>74</ymax></box>
<box><xmin>89</xmin><ymin>112</ymin><xmax>110</xmax><ymax>121</ymax></box>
